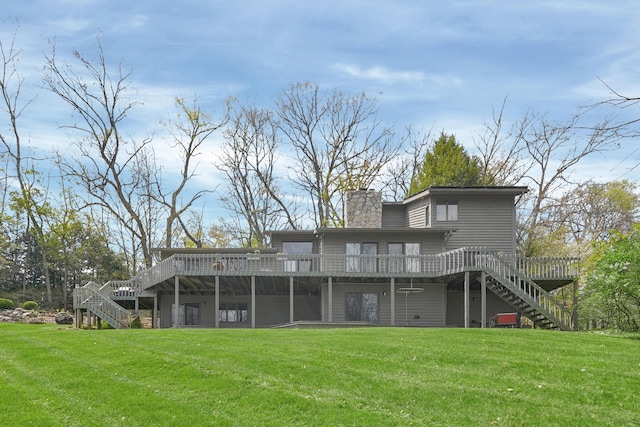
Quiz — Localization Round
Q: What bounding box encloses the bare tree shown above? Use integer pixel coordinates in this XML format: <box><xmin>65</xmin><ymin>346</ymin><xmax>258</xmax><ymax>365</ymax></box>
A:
<box><xmin>0</xmin><ymin>28</ymin><xmax>57</xmax><ymax>303</ymax></box>
<box><xmin>590</xmin><ymin>78</ymin><xmax>640</xmax><ymax>138</ymax></box>
<box><xmin>158</xmin><ymin>97</ymin><xmax>227</xmax><ymax>248</ymax></box>
<box><xmin>218</xmin><ymin>101</ymin><xmax>299</xmax><ymax>247</ymax></box>
<box><xmin>43</xmin><ymin>39</ymin><xmax>157</xmax><ymax>271</ymax></box>
<box><xmin>474</xmin><ymin>97</ymin><xmax>532</xmax><ymax>186</ymax></box>
<box><xmin>380</xmin><ymin>125</ymin><xmax>432</xmax><ymax>200</ymax></box>
<box><xmin>478</xmin><ymin>101</ymin><xmax>622</xmax><ymax>254</ymax></box>
<box><xmin>548</xmin><ymin>180</ymin><xmax>639</xmax><ymax>245</ymax></box>
<box><xmin>520</xmin><ymin>112</ymin><xmax>620</xmax><ymax>251</ymax></box>
<box><xmin>476</xmin><ymin>95</ymin><xmax>625</xmax><ymax>250</ymax></box>
<box><xmin>276</xmin><ymin>82</ymin><xmax>397</xmax><ymax>227</ymax></box>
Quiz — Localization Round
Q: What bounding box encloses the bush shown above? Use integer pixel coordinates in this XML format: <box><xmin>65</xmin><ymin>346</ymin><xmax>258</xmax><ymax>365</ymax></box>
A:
<box><xmin>130</xmin><ymin>316</ymin><xmax>142</xmax><ymax>329</ymax></box>
<box><xmin>23</xmin><ymin>301</ymin><xmax>39</xmax><ymax>311</ymax></box>
<box><xmin>100</xmin><ymin>320</ymin><xmax>115</xmax><ymax>329</ymax></box>
<box><xmin>0</xmin><ymin>298</ymin><xmax>15</xmax><ymax>310</ymax></box>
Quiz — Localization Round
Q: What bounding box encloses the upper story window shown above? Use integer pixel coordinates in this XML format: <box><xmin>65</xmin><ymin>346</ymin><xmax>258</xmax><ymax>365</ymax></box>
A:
<box><xmin>282</xmin><ymin>241</ymin><xmax>313</xmax><ymax>254</ymax></box>
<box><xmin>436</xmin><ymin>202</ymin><xmax>458</xmax><ymax>221</ymax></box>
<box><xmin>425</xmin><ymin>206</ymin><xmax>431</xmax><ymax>227</ymax></box>
<box><xmin>346</xmin><ymin>242</ymin><xmax>378</xmax><ymax>273</ymax></box>
<box><xmin>388</xmin><ymin>243</ymin><xmax>421</xmax><ymax>273</ymax></box>
<box><xmin>282</xmin><ymin>241</ymin><xmax>313</xmax><ymax>272</ymax></box>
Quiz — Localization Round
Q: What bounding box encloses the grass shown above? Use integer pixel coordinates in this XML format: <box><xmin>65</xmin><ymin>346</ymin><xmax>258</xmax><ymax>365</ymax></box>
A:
<box><xmin>1</xmin><ymin>324</ymin><xmax>639</xmax><ymax>426</ymax></box>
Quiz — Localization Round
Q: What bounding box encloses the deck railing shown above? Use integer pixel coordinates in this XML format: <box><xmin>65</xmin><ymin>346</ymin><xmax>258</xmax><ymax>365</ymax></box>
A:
<box><xmin>480</xmin><ymin>252</ymin><xmax>574</xmax><ymax>330</ymax></box>
<box><xmin>73</xmin><ymin>283</ymin><xmax>132</xmax><ymax>328</ymax></box>
<box><xmin>513</xmin><ymin>255</ymin><xmax>580</xmax><ymax>280</ymax></box>
<box><xmin>102</xmin><ymin>247</ymin><xmax>578</xmax><ymax>293</ymax></box>
<box><xmin>77</xmin><ymin>247</ymin><xmax>576</xmax><ymax>330</ymax></box>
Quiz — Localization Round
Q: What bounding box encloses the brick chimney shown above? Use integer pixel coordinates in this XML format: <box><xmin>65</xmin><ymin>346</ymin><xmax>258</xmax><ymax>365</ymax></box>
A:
<box><xmin>344</xmin><ymin>189</ymin><xmax>382</xmax><ymax>228</ymax></box>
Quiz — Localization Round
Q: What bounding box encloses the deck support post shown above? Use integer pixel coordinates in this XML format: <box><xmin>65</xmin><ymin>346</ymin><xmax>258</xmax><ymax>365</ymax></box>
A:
<box><xmin>134</xmin><ymin>297</ymin><xmax>139</xmax><ymax>318</ymax></box>
<box><xmin>481</xmin><ymin>271</ymin><xmax>487</xmax><ymax>328</ymax></box>
<box><xmin>152</xmin><ymin>295</ymin><xmax>158</xmax><ymax>329</ymax></box>
<box><xmin>328</xmin><ymin>277</ymin><xmax>333</xmax><ymax>322</ymax></box>
<box><xmin>390</xmin><ymin>278</ymin><xmax>395</xmax><ymax>326</ymax></box>
<box><xmin>173</xmin><ymin>275</ymin><xmax>179</xmax><ymax>328</ymax></box>
<box><xmin>251</xmin><ymin>276</ymin><xmax>256</xmax><ymax>329</ymax></box>
<box><xmin>289</xmin><ymin>276</ymin><xmax>294</xmax><ymax>324</ymax></box>
<box><xmin>215</xmin><ymin>276</ymin><xmax>220</xmax><ymax>328</ymax></box>
<box><xmin>464</xmin><ymin>271</ymin><xmax>470</xmax><ymax>328</ymax></box>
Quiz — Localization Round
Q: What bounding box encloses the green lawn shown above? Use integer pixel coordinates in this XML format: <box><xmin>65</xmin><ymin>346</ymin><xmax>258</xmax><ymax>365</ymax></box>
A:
<box><xmin>1</xmin><ymin>324</ymin><xmax>638</xmax><ymax>426</ymax></box>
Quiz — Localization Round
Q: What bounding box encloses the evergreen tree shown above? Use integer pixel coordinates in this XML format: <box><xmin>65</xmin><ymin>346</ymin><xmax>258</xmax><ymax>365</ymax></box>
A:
<box><xmin>409</xmin><ymin>133</ymin><xmax>494</xmax><ymax>195</ymax></box>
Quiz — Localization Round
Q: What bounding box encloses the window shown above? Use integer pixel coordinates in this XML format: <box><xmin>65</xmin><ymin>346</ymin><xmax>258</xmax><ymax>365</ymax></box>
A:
<box><xmin>425</xmin><ymin>206</ymin><xmax>431</xmax><ymax>227</ymax></box>
<box><xmin>388</xmin><ymin>243</ymin><xmax>421</xmax><ymax>273</ymax></box>
<box><xmin>346</xmin><ymin>242</ymin><xmax>378</xmax><ymax>273</ymax></box>
<box><xmin>362</xmin><ymin>243</ymin><xmax>378</xmax><ymax>273</ymax></box>
<box><xmin>346</xmin><ymin>292</ymin><xmax>379</xmax><ymax>323</ymax></box>
<box><xmin>436</xmin><ymin>202</ymin><xmax>458</xmax><ymax>221</ymax></box>
<box><xmin>171</xmin><ymin>303</ymin><xmax>200</xmax><ymax>326</ymax></box>
<box><xmin>388</xmin><ymin>243</ymin><xmax>403</xmax><ymax>273</ymax></box>
<box><xmin>219</xmin><ymin>303</ymin><xmax>248</xmax><ymax>323</ymax></box>
<box><xmin>405</xmin><ymin>243</ymin><xmax>421</xmax><ymax>273</ymax></box>
<box><xmin>346</xmin><ymin>243</ymin><xmax>360</xmax><ymax>272</ymax></box>
<box><xmin>282</xmin><ymin>241</ymin><xmax>313</xmax><ymax>272</ymax></box>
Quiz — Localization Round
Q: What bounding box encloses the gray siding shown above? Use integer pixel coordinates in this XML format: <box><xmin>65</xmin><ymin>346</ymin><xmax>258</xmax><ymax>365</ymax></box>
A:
<box><xmin>270</xmin><ymin>232</ymin><xmax>318</xmax><ymax>253</ymax></box>
<box><xmin>158</xmin><ymin>292</ymin><xmax>321</xmax><ymax>328</ymax></box>
<box><xmin>381</xmin><ymin>204</ymin><xmax>407</xmax><ymax>227</ymax></box>
<box><xmin>321</xmin><ymin>282</ymin><xmax>446</xmax><ymax>326</ymax></box>
<box><xmin>394</xmin><ymin>284</ymin><xmax>446</xmax><ymax>326</ymax></box>
<box><xmin>407</xmin><ymin>197</ymin><xmax>430</xmax><ymax>228</ymax></box>
<box><xmin>255</xmin><ymin>295</ymin><xmax>321</xmax><ymax>327</ymax></box>
<box><xmin>158</xmin><ymin>292</ymin><xmax>217</xmax><ymax>328</ymax></box>
<box><xmin>321</xmin><ymin>231</ymin><xmax>444</xmax><ymax>256</ymax></box>
<box><xmin>446</xmin><ymin>290</ymin><xmax>515</xmax><ymax>327</ymax></box>
<box><xmin>432</xmin><ymin>194</ymin><xmax>516</xmax><ymax>253</ymax></box>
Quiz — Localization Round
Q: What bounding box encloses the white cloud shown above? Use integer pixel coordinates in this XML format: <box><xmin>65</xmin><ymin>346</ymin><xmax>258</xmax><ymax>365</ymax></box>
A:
<box><xmin>45</xmin><ymin>18</ymin><xmax>92</xmax><ymax>36</ymax></box>
<box><xmin>333</xmin><ymin>63</ymin><xmax>461</xmax><ymax>88</ymax></box>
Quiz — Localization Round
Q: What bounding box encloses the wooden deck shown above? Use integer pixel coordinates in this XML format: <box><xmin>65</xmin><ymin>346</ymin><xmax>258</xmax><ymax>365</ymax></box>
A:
<box><xmin>99</xmin><ymin>247</ymin><xmax>578</xmax><ymax>295</ymax></box>
<box><xmin>74</xmin><ymin>247</ymin><xmax>579</xmax><ymax>331</ymax></box>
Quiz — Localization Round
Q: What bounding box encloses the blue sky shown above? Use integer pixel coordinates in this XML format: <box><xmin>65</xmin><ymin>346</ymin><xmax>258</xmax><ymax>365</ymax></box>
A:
<box><xmin>2</xmin><ymin>0</ymin><xmax>640</xmax><ymax>196</ymax></box>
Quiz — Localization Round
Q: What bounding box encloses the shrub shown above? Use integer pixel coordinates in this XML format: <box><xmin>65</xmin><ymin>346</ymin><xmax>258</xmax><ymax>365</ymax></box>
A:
<box><xmin>130</xmin><ymin>316</ymin><xmax>142</xmax><ymax>329</ymax></box>
<box><xmin>23</xmin><ymin>301</ymin><xmax>39</xmax><ymax>311</ymax></box>
<box><xmin>0</xmin><ymin>298</ymin><xmax>15</xmax><ymax>310</ymax></box>
<box><xmin>100</xmin><ymin>320</ymin><xmax>115</xmax><ymax>329</ymax></box>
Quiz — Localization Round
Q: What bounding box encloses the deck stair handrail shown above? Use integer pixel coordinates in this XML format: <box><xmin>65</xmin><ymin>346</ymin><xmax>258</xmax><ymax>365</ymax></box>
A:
<box><xmin>453</xmin><ymin>248</ymin><xmax>573</xmax><ymax>330</ymax></box>
<box><xmin>74</xmin><ymin>282</ymin><xmax>131</xmax><ymax>329</ymax></box>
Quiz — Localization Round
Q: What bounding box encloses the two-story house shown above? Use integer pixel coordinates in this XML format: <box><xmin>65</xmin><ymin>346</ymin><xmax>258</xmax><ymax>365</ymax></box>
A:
<box><xmin>73</xmin><ymin>187</ymin><xmax>578</xmax><ymax>330</ymax></box>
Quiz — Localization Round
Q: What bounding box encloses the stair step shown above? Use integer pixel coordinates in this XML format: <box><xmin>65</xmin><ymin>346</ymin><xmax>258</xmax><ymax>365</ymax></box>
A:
<box><xmin>485</xmin><ymin>270</ymin><xmax>572</xmax><ymax>331</ymax></box>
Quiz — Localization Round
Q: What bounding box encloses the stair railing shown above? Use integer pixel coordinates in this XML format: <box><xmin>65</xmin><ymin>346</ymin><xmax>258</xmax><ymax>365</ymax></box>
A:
<box><xmin>74</xmin><ymin>285</ymin><xmax>132</xmax><ymax>329</ymax></box>
<box><xmin>477</xmin><ymin>250</ymin><xmax>573</xmax><ymax>330</ymax></box>
<box><xmin>434</xmin><ymin>247</ymin><xmax>573</xmax><ymax>330</ymax></box>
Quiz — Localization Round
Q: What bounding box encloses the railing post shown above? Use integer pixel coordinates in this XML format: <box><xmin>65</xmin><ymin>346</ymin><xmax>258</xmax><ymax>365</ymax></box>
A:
<box><xmin>173</xmin><ymin>275</ymin><xmax>179</xmax><ymax>328</ymax></box>
<box><xmin>289</xmin><ymin>276</ymin><xmax>294</xmax><ymax>324</ymax></box>
<box><xmin>390</xmin><ymin>278</ymin><xmax>395</xmax><ymax>326</ymax></box>
<box><xmin>328</xmin><ymin>277</ymin><xmax>333</xmax><ymax>322</ymax></box>
<box><xmin>481</xmin><ymin>271</ymin><xmax>486</xmax><ymax>328</ymax></box>
<box><xmin>215</xmin><ymin>275</ymin><xmax>220</xmax><ymax>329</ymax></box>
<box><xmin>251</xmin><ymin>276</ymin><xmax>256</xmax><ymax>329</ymax></box>
<box><xmin>464</xmin><ymin>271</ymin><xmax>470</xmax><ymax>329</ymax></box>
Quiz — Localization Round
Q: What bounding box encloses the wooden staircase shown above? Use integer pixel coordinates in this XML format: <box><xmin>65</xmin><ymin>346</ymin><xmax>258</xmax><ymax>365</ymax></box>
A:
<box><xmin>477</xmin><ymin>253</ymin><xmax>573</xmax><ymax>331</ymax></box>
<box><xmin>73</xmin><ymin>282</ymin><xmax>132</xmax><ymax>329</ymax></box>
